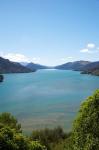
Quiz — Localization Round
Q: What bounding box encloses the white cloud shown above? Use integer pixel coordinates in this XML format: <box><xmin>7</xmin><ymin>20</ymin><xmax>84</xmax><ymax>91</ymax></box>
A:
<box><xmin>80</xmin><ymin>49</ymin><xmax>98</xmax><ymax>54</ymax></box>
<box><xmin>2</xmin><ymin>53</ymin><xmax>30</xmax><ymax>62</ymax></box>
<box><xmin>80</xmin><ymin>49</ymin><xmax>89</xmax><ymax>53</ymax></box>
<box><xmin>31</xmin><ymin>57</ymin><xmax>40</xmax><ymax>64</ymax></box>
<box><xmin>80</xmin><ymin>42</ymin><xmax>99</xmax><ymax>54</ymax></box>
<box><xmin>87</xmin><ymin>43</ymin><xmax>95</xmax><ymax>49</ymax></box>
<box><xmin>0</xmin><ymin>52</ymin><xmax>41</xmax><ymax>64</ymax></box>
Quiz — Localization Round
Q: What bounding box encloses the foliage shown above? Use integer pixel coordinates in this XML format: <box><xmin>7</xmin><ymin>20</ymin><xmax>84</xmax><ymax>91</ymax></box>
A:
<box><xmin>0</xmin><ymin>112</ymin><xmax>21</xmax><ymax>132</ymax></box>
<box><xmin>0</xmin><ymin>113</ymin><xmax>46</xmax><ymax>150</ymax></box>
<box><xmin>72</xmin><ymin>89</ymin><xmax>99</xmax><ymax>150</ymax></box>
<box><xmin>0</xmin><ymin>126</ymin><xmax>17</xmax><ymax>150</ymax></box>
<box><xmin>0</xmin><ymin>74</ymin><xmax>3</xmax><ymax>82</ymax></box>
<box><xmin>51</xmin><ymin>136</ymin><xmax>73</xmax><ymax>150</ymax></box>
<box><xmin>31</xmin><ymin>126</ymin><xmax>69</xmax><ymax>150</ymax></box>
<box><xmin>1</xmin><ymin>90</ymin><xmax>99</xmax><ymax>150</ymax></box>
<box><xmin>0</xmin><ymin>126</ymin><xmax>45</xmax><ymax>150</ymax></box>
<box><xmin>30</xmin><ymin>141</ymin><xmax>46</xmax><ymax>150</ymax></box>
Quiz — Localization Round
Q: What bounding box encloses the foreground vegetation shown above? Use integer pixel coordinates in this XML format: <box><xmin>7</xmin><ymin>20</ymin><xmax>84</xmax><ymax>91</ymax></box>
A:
<box><xmin>81</xmin><ymin>69</ymin><xmax>99</xmax><ymax>76</ymax></box>
<box><xmin>0</xmin><ymin>74</ymin><xmax>3</xmax><ymax>82</ymax></box>
<box><xmin>0</xmin><ymin>113</ymin><xmax>46</xmax><ymax>150</ymax></box>
<box><xmin>72</xmin><ymin>89</ymin><xmax>99</xmax><ymax>150</ymax></box>
<box><xmin>0</xmin><ymin>89</ymin><xmax>99</xmax><ymax>150</ymax></box>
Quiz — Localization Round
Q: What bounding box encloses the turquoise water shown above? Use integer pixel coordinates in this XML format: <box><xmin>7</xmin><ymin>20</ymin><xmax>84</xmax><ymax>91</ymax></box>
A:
<box><xmin>0</xmin><ymin>69</ymin><xmax>99</xmax><ymax>134</ymax></box>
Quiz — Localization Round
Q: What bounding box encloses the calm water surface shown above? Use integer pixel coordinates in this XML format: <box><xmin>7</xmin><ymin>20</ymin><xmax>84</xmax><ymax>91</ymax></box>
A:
<box><xmin>0</xmin><ymin>69</ymin><xmax>99</xmax><ymax>134</ymax></box>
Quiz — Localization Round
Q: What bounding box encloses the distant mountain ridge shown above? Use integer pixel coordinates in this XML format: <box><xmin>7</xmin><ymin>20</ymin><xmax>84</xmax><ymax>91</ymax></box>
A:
<box><xmin>81</xmin><ymin>61</ymin><xmax>99</xmax><ymax>76</ymax></box>
<box><xmin>0</xmin><ymin>57</ymin><xmax>34</xmax><ymax>73</ymax></box>
<box><xmin>26</xmin><ymin>62</ymin><xmax>51</xmax><ymax>70</ymax></box>
<box><xmin>55</xmin><ymin>61</ymin><xmax>90</xmax><ymax>70</ymax></box>
<box><xmin>20</xmin><ymin>62</ymin><xmax>29</xmax><ymax>66</ymax></box>
<box><xmin>55</xmin><ymin>60</ymin><xmax>99</xmax><ymax>76</ymax></box>
<box><xmin>0</xmin><ymin>56</ymin><xmax>99</xmax><ymax>76</ymax></box>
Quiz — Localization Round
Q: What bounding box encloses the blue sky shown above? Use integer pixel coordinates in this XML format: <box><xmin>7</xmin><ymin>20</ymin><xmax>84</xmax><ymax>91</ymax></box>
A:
<box><xmin>0</xmin><ymin>0</ymin><xmax>99</xmax><ymax>66</ymax></box>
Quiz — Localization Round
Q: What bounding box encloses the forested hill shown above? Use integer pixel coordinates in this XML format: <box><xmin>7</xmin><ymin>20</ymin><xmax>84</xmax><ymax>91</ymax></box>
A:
<box><xmin>55</xmin><ymin>60</ymin><xmax>99</xmax><ymax>76</ymax></box>
<box><xmin>81</xmin><ymin>61</ymin><xmax>99</xmax><ymax>76</ymax></box>
<box><xmin>55</xmin><ymin>61</ymin><xmax>90</xmax><ymax>70</ymax></box>
<box><xmin>0</xmin><ymin>57</ymin><xmax>35</xmax><ymax>73</ymax></box>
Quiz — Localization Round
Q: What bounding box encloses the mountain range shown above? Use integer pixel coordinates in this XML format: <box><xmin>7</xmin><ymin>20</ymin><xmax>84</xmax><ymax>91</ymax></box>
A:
<box><xmin>0</xmin><ymin>57</ymin><xmax>34</xmax><ymax>73</ymax></box>
<box><xmin>55</xmin><ymin>61</ymin><xmax>90</xmax><ymax>71</ymax></box>
<box><xmin>0</xmin><ymin>56</ymin><xmax>99</xmax><ymax>76</ymax></box>
<box><xmin>26</xmin><ymin>63</ymin><xmax>50</xmax><ymax>70</ymax></box>
<box><xmin>55</xmin><ymin>61</ymin><xmax>99</xmax><ymax>76</ymax></box>
<box><xmin>80</xmin><ymin>61</ymin><xmax>99</xmax><ymax>76</ymax></box>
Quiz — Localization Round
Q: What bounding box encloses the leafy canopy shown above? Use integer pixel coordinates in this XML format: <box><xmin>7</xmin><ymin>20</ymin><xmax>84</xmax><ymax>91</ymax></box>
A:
<box><xmin>0</xmin><ymin>113</ymin><xmax>46</xmax><ymax>150</ymax></box>
<box><xmin>0</xmin><ymin>112</ymin><xmax>21</xmax><ymax>132</ymax></box>
<box><xmin>72</xmin><ymin>90</ymin><xmax>99</xmax><ymax>150</ymax></box>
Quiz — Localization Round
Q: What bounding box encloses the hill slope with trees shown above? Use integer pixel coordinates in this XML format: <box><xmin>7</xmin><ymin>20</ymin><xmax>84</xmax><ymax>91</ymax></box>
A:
<box><xmin>55</xmin><ymin>61</ymin><xmax>99</xmax><ymax>76</ymax></box>
<box><xmin>0</xmin><ymin>57</ymin><xmax>34</xmax><ymax>73</ymax></box>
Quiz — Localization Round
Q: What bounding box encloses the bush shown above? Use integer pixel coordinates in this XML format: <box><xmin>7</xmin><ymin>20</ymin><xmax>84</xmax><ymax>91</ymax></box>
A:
<box><xmin>0</xmin><ymin>112</ymin><xmax>21</xmax><ymax>132</ymax></box>
<box><xmin>72</xmin><ymin>90</ymin><xmax>99</xmax><ymax>150</ymax></box>
<box><xmin>31</xmin><ymin>126</ymin><xmax>69</xmax><ymax>150</ymax></box>
<box><xmin>1</xmin><ymin>90</ymin><xmax>99</xmax><ymax>150</ymax></box>
<box><xmin>0</xmin><ymin>74</ymin><xmax>3</xmax><ymax>82</ymax></box>
<box><xmin>0</xmin><ymin>113</ymin><xmax>45</xmax><ymax>150</ymax></box>
<box><xmin>30</xmin><ymin>141</ymin><xmax>46</xmax><ymax>150</ymax></box>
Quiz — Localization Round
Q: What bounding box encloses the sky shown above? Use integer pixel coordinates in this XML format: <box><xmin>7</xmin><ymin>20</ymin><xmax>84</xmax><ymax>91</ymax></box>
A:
<box><xmin>0</xmin><ymin>0</ymin><xmax>99</xmax><ymax>66</ymax></box>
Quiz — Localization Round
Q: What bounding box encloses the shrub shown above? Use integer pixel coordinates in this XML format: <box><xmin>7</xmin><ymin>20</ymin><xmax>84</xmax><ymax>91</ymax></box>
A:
<box><xmin>0</xmin><ymin>113</ymin><xmax>45</xmax><ymax>150</ymax></box>
<box><xmin>72</xmin><ymin>90</ymin><xmax>99</xmax><ymax>150</ymax></box>
<box><xmin>31</xmin><ymin>126</ymin><xmax>69</xmax><ymax>150</ymax></box>
<box><xmin>0</xmin><ymin>112</ymin><xmax>21</xmax><ymax>133</ymax></box>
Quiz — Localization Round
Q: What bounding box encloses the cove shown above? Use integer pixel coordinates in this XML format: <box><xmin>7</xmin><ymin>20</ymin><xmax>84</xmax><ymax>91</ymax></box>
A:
<box><xmin>0</xmin><ymin>69</ymin><xmax>99</xmax><ymax>134</ymax></box>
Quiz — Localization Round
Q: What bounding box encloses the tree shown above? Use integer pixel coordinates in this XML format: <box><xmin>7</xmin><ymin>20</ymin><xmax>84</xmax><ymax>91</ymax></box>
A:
<box><xmin>0</xmin><ymin>126</ymin><xmax>18</xmax><ymax>150</ymax></box>
<box><xmin>0</xmin><ymin>74</ymin><xmax>3</xmax><ymax>82</ymax></box>
<box><xmin>30</xmin><ymin>141</ymin><xmax>46</xmax><ymax>150</ymax></box>
<box><xmin>31</xmin><ymin>126</ymin><xmax>67</xmax><ymax>150</ymax></box>
<box><xmin>0</xmin><ymin>126</ymin><xmax>45</xmax><ymax>150</ymax></box>
<box><xmin>72</xmin><ymin>90</ymin><xmax>99</xmax><ymax>150</ymax></box>
<box><xmin>0</xmin><ymin>113</ymin><xmax>21</xmax><ymax>132</ymax></box>
<box><xmin>0</xmin><ymin>113</ymin><xmax>46</xmax><ymax>150</ymax></box>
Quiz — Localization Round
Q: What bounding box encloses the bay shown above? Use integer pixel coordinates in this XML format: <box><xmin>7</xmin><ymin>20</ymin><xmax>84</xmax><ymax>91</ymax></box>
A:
<box><xmin>0</xmin><ymin>69</ymin><xmax>99</xmax><ymax>134</ymax></box>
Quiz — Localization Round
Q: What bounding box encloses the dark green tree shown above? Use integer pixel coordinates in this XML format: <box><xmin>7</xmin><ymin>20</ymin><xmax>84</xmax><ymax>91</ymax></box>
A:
<box><xmin>0</xmin><ymin>113</ymin><xmax>45</xmax><ymax>150</ymax></box>
<box><xmin>72</xmin><ymin>89</ymin><xmax>99</xmax><ymax>150</ymax></box>
<box><xmin>0</xmin><ymin>75</ymin><xmax>3</xmax><ymax>82</ymax></box>
<box><xmin>29</xmin><ymin>141</ymin><xmax>46</xmax><ymax>150</ymax></box>
<box><xmin>31</xmin><ymin>126</ymin><xmax>67</xmax><ymax>150</ymax></box>
<box><xmin>0</xmin><ymin>126</ymin><xmax>45</xmax><ymax>150</ymax></box>
<box><xmin>0</xmin><ymin>126</ymin><xmax>19</xmax><ymax>150</ymax></box>
<box><xmin>0</xmin><ymin>113</ymin><xmax>21</xmax><ymax>132</ymax></box>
